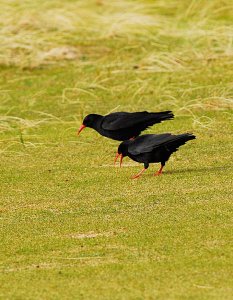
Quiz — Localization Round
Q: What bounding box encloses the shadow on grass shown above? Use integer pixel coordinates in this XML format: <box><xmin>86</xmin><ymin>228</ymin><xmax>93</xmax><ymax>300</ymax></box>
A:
<box><xmin>164</xmin><ymin>165</ymin><xmax>232</xmax><ymax>175</ymax></box>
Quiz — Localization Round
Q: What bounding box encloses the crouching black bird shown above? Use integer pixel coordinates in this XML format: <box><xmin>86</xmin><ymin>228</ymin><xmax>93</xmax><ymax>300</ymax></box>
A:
<box><xmin>77</xmin><ymin>111</ymin><xmax>174</xmax><ymax>141</ymax></box>
<box><xmin>115</xmin><ymin>133</ymin><xmax>196</xmax><ymax>179</ymax></box>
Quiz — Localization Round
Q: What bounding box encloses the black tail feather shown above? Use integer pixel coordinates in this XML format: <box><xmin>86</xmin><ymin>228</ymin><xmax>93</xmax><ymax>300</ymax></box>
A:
<box><xmin>148</xmin><ymin>111</ymin><xmax>174</xmax><ymax>125</ymax></box>
<box><xmin>165</xmin><ymin>133</ymin><xmax>196</xmax><ymax>153</ymax></box>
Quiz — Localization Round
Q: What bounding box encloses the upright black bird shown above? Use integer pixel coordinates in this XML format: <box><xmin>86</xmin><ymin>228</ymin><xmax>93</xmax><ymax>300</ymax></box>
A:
<box><xmin>115</xmin><ymin>133</ymin><xmax>196</xmax><ymax>179</ymax></box>
<box><xmin>77</xmin><ymin>111</ymin><xmax>174</xmax><ymax>141</ymax></box>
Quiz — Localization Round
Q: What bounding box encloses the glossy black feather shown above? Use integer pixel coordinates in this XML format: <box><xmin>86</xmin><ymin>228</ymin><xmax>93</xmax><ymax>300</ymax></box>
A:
<box><xmin>128</xmin><ymin>133</ymin><xmax>195</xmax><ymax>155</ymax></box>
<box><xmin>128</xmin><ymin>133</ymin><xmax>172</xmax><ymax>155</ymax></box>
<box><xmin>118</xmin><ymin>133</ymin><xmax>196</xmax><ymax>168</ymax></box>
<box><xmin>82</xmin><ymin>111</ymin><xmax>174</xmax><ymax>141</ymax></box>
<box><xmin>101</xmin><ymin>111</ymin><xmax>173</xmax><ymax>131</ymax></box>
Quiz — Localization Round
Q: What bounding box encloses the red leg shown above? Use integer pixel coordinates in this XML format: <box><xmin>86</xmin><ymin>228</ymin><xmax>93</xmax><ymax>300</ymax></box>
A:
<box><xmin>114</xmin><ymin>152</ymin><xmax>123</xmax><ymax>167</ymax></box>
<box><xmin>154</xmin><ymin>164</ymin><xmax>164</xmax><ymax>176</ymax></box>
<box><xmin>114</xmin><ymin>152</ymin><xmax>119</xmax><ymax>166</ymax></box>
<box><xmin>129</xmin><ymin>137</ymin><xmax>135</xmax><ymax>140</ymax></box>
<box><xmin>132</xmin><ymin>168</ymin><xmax>146</xmax><ymax>179</ymax></box>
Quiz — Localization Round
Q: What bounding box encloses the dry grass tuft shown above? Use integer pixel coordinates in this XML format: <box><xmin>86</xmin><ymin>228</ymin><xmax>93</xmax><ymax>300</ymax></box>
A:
<box><xmin>1</xmin><ymin>0</ymin><xmax>233</xmax><ymax>67</ymax></box>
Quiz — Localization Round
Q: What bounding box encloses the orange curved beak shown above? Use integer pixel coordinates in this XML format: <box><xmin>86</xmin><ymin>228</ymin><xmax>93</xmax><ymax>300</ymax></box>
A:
<box><xmin>77</xmin><ymin>124</ymin><xmax>86</xmax><ymax>136</ymax></box>
<box><xmin>114</xmin><ymin>153</ymin><xmax>123</xmax><ymax>167</ymax></box>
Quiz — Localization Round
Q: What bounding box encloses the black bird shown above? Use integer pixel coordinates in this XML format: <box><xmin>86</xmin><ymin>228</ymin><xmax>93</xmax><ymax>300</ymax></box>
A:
<box><xmin>77</xmin><ymin>111</ymin><xmax>174</xmax><ymax>141</ymax></box>
<box><xmin>115</xmin><ymin>133</ymin><xmax>196</xmax><ymax>179</ymax></box>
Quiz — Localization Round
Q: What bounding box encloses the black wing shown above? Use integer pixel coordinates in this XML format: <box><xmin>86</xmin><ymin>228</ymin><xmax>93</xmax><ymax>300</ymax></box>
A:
<box><xmin>128</xmin><ymin>133</ymin><xmax>195</xmax><ymax>155</ymax></box>
<box><xmin>101</xmin><ymin>112</ymin><xmax>149</xmax><ymax>130</ymax></box>
<box><xmin>101</xmin><ymin>111</ymin><xmax>173</xmax><ymax>131</ymax></box>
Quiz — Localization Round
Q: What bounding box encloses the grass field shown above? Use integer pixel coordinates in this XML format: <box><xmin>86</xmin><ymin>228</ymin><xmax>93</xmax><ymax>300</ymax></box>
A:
<box><xmin>0</xmin><ymin>0</ymin><xmax>233</xmax><ymax>299</ymax></box>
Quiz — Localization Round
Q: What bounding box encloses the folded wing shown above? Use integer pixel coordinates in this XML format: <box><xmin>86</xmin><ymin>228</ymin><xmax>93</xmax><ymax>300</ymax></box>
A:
<box><xmin>128</xmin><ymin>133</ymin><xmax>195</xmax><ymax>155</ymax></box>
<box><xmin>101</xmin><ymin>111</ymin><xmax>173</xmax><ymax>131</ymax></box>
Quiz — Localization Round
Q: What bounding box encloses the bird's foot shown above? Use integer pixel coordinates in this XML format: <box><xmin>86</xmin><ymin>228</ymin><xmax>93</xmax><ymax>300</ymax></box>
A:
<box><xmin>154</xmin><ymin>171</ymin><xmax>162</xmax><ymax>176</ymax></box>
<box><xmin>131</xmin><ymin>174</ymin><xmax>141</xmax><ymax>179</ymax></box>
<box><xmin>154</xmin><ymin>164</ymin><xmax>164</xmax><ymax>176</ymax></box>
<box><xmin>131</xmin><ymin>168</ymin><xmax>146</xmax><ymax>179</ymax></box>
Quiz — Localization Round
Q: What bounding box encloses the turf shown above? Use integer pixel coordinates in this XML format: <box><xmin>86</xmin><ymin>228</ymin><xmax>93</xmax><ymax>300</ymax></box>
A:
<box><xmin>0</xmin><ymin>0</ymin><xmax>233</xmax><ymax>299</ymax></box>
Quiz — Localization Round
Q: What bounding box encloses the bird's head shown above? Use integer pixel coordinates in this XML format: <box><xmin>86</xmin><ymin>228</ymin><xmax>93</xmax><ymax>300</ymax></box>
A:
<box><xmin>114</xmin><ymin>140</ymin><xmax>131</xmax><ymax>167</ymax></box>
<box><xmin>77</xmin><ymin>114</ymin><xmax>101</xmax><ymax>135</ymax></box>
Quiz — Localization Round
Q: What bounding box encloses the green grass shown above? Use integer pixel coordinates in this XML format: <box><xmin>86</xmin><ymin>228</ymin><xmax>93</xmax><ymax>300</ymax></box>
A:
<box><xmin>0</xmin><ymin>0</ymin><xmax>233</xmax><ymax>299</ymax></box>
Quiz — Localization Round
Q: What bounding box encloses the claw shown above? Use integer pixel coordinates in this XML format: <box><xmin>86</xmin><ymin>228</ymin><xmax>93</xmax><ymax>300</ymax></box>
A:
<box><xmin>154</xmin><ymin>171</ymin><xmax>162</xmax><ymax>176</ymax></box>
<box><xmin>131</xmin><ymin>168</ymin><xmax>146</xmax><ymax>179</ymax></box>
<box><xmin>153</xmin><ymin>164</ymin><xmax>164</xmax><ymax>176</ymax></box>
<box><xmin>132</xmin><ymin>174</ymin><xmax>140</xmax><ymax>179</ymax></box>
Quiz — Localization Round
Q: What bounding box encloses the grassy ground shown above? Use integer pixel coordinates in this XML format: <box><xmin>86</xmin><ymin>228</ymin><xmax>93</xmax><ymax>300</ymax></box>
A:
<box><xmin>0</xmin><ymin>0</ymin><xmax>233</xmax><ymax>299</ymax></box>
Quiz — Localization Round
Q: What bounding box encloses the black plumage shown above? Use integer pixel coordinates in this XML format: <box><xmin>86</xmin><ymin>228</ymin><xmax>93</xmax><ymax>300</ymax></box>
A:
<box><xmin>77</xmin><ymin>111</ymin><xmax>174</xmax><ymax>141</ymax></box>
<box><xmin>116</xmin><ymin>133</ymin><xmax>196</xmax><ymax>179</ymax></box>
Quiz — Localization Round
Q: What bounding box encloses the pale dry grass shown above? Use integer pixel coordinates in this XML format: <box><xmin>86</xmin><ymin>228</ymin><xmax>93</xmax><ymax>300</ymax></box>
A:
<box><xmin>0</xmin><ymin>0</ymin><xmax>233</xmax><ymax>154</ymax></box>
<box><xmin>0</xmin><ymin>0</ymin><xmax>233</xmax><ymax>67</ymax></box>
